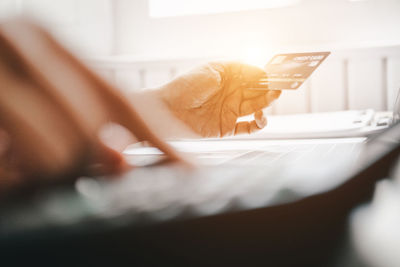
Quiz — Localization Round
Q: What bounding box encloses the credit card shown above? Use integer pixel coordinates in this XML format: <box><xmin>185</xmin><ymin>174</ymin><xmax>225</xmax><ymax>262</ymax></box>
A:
<box><xmin>249</xmin><ymin>51</ymin><xmax>330</xmax><ymax>90</ymax></box>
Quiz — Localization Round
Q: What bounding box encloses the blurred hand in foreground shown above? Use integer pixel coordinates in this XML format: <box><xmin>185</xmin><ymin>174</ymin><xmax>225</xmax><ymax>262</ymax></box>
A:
<box><xmin>158</xmin><ymin>62</ymin><xmax>281</xmax><ymax>137</ymax></box>
<box><xmin>0</xmin><ymin>18</ymin><xmax>183</xmax><ymax>191</ymax></box>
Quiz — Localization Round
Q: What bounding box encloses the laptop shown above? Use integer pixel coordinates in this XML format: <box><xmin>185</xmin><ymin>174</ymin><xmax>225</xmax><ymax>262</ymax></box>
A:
<box><xmin>1</xmin><ymin>114</ymin><xmax>400</xmax><ymax>267</ymax></box>
<box><xmin>232</xmin><ymin>108</ymin><xmax>392</xmax><ymax>139</ymax></box>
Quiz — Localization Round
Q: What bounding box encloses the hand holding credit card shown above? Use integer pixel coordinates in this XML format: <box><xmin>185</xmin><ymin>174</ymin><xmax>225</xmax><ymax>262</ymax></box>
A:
<box><xmin>248</xmin><ymin>51</ymin><xmax>330</xmax><ymax>90</ymax></box>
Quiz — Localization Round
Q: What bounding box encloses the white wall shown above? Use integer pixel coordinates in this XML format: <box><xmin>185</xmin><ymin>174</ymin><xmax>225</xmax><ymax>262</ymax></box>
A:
<box><xmin>3</xmin><ymin>0</ymin><xmax>399</xmax><ymax>59</ymax></box>
<box><xmin>1</xmin><ymin>0</ymin><xmax>400</xmax><ymax>114</ymax></box>
<box><xmin>114</xmin><ymin>0</ymin><xmax>400</xmax><ymax>60</ymax></box>
<box><xmin>0</xmin><ymin>0</ymin><xmax>114</xmax><ymax>56</ymax></box>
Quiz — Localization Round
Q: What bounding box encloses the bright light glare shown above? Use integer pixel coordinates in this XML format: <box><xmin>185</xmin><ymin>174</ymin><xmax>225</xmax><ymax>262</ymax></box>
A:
<box><xmin>149</xmin><ymin>0</ymin><xmax>301</xmax><ymax>18</ymax></box>
<box><xmin>240</xmin><ymin>46</ymin><xmax>268</xmax><ymax>68</ymax></box>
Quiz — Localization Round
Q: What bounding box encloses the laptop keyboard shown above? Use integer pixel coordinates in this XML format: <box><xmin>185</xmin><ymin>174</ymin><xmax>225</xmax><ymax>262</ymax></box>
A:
<box><xmin>0</xmin><ymin>140</ymin><xmax>364</xmax><ymax>235</ymax></box>
<box><xmin>77</xmin><ymin>165</ymin><xmax>288</xmax><ymax>219</ymax></box>
<box><xmin>93</xmin><ymin>142</ymin><xmax>363</xmax><ymax>218</ymax></box>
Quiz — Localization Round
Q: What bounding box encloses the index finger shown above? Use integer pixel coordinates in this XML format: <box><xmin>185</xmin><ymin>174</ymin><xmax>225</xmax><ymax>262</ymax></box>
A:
<box><xmin>40</xmin><ymin>25</ymin><xmax>186</xmax><ymax>164</ymax></box>
<box><xmin>4</xmin><ymin>18</ymin><xmax>186</xmax><ymax>166</ymax></box>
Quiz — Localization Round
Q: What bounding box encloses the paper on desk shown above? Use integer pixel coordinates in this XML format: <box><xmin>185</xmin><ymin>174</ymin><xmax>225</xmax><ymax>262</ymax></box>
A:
<box><xmin>232</xmin><ymin>109</ymin><xmax>377</xmax><ymax>139</ymax></box>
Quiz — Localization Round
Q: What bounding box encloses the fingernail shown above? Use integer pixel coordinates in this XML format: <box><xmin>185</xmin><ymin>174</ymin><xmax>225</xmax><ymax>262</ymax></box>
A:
<box><xmin>256</xmin><ymin>116</ymin><xmax>267</xmax><ymax>128</ymax></box>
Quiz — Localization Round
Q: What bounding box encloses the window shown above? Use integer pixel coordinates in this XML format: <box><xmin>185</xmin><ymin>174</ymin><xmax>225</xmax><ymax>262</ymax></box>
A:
<box><xmin>149</xmin><ymin>0</ymin><xmax>301</xmax><ymax>18</ymax></box>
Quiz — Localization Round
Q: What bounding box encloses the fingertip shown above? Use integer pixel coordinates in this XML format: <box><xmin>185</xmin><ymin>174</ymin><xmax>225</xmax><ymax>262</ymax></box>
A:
<box><xmin>254</xmin><ymin>110</ymin><xmax>267</xmax><ymax>129</ymax></box>
<box><xmin>249</xmin><ymin>121</ymin><xmax>261</xmax><ymax>134</ymax></box>
<box><xmin>158</xmin><ymin>152</ymin><xmax>197</xmax><ymax>170</ymax></box>
<box><xmin>234</xmin><ymin>120</ymin><xmax>263</xmax><ymax>135</ymax></box>
<box><xmin>86</xmin><ymin>142</ymin><xmax>127</xmax><ymax>177</ymax></box>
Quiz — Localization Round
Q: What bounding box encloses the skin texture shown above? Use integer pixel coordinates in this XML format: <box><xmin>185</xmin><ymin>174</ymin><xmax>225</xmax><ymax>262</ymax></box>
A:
<box><xmin>159</xmin><ymin>62</ymin><xmax>281</xmax><ymax>137</ymax></box>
